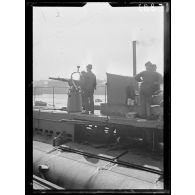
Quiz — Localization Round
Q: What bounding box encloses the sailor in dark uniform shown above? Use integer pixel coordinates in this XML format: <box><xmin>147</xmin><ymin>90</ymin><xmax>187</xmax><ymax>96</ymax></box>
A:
<box><xmin>80</xmin><ymin>71</ymin><xmax>87</xmax><ymax>111</ymax></box>
<box><xmin>82</xmin><ymin>64</ymin><xmax>96</xmax><ymax>114</ymax></box>
<box><xmin>135</xmin><ymin>62</ymin><xmax>163</xmax><ymax>119</ymax></box>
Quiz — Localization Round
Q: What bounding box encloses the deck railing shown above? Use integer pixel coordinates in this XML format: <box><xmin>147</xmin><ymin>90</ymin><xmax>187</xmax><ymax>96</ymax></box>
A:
<box><xmin>33</xmin><ymin>85</ymin><xmax>107</xmax><ymax>108</ymax></box>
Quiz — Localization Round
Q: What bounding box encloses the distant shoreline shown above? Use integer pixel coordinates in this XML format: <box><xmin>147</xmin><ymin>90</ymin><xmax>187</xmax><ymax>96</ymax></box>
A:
<box><xmin>33</xmin><ymin>92</ymin><xmax>105</xmax><ymax>96</ymax></box>
<box><xmin>33</xmin><ymin>79</ymin><xmax>106</xmax><ymax>96</ymax></box>
<box><xmin>33</xmin><ymin>85</ymin><xmax>105</xmax><ymax>96</ymax></box>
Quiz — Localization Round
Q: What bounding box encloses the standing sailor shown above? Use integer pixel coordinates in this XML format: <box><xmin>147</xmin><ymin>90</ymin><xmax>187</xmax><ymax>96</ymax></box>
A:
<box><xmin>80</xmin><ymin>71</ymin><xmax>87</xmax><ymax>111</ymax></box>
<box><xmin>82</xmin><ymin>64</ymin><xmax>96</xmax><ymax>114</ymax></box>
<box><xmin>135</xmin><ymin>61</ymin><xmax>163</xmax><ymax>119</ymax></box>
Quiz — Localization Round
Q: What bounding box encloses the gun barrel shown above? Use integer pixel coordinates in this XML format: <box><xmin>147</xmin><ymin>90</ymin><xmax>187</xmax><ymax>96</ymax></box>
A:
<box><xmin>49</xmin><ymin>77</ymin><xmax>69</xmax><ymax>82</ymax></box>
<box><xmin>49</xmin><ymin>77</ymin><xmax>81</xmax><ymax>90</ymax></box>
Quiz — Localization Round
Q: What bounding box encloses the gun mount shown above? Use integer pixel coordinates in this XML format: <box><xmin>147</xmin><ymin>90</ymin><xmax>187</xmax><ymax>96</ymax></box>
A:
<box><xmin>49</xmin><ymin>77</ymin><xmax>80</xmax><ymax>91</ymax></box>
<box><xmin>49</xmin><ymin>66</ymin><xmax>81</xmax><ymax>91</ymax></box>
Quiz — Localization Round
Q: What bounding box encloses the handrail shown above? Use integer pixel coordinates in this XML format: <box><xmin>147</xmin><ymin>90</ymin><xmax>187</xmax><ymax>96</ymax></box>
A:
<box><xmin>33</xmin><ymin>85</ymin><xmax>106</xmax><ymax>88</ymax></box>
<box><xmin>33</xmin><ymin>86</ymin><xmax>69</xmax><ymax>88</ymax></box>
<box><xmin>33</xmin><ymin>175</ymin><xmax>64</xmax><ymax>190</ymax></box>
<box><xmin>33</xmin><ymin>85</ymin><xmax>106</xmax><ymax>108</ymax></box>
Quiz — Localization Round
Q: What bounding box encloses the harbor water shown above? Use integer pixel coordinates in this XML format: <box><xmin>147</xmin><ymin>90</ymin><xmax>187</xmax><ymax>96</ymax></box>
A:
<box><xmin>33</xmin><ymin>94</ymin><xmax>105</xmax><ymax>108</ymax></box>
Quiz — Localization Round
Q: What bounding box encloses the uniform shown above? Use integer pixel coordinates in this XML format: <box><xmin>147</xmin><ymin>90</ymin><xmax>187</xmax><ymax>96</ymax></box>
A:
<box><xmin>80</xmin><ymin>72</ymin><xmax>87</xmax><ymax>110</ymax></box>
<box><xmin>83</xmin><ymin>71</ymin><xmax>96</xmax><ymax>113</ymax></box>
<box><xmin>135</xmin><ymin>70</ymin><xmax>163</xmax><ymax>118</ymax></box>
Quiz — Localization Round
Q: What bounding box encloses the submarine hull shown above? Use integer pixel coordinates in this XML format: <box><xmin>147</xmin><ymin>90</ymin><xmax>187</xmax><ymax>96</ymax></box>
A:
<box><xmin>33</xmin><ymin>141</ymin><xmax>163</xmax><ymax>189</ymax></box>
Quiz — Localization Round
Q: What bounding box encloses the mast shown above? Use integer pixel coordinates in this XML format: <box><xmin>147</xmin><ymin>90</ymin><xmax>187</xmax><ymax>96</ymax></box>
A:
<box><xmin>132</xmin><ymin>41</ymin><xmax>137</xmax><ymax>76</ymax></box>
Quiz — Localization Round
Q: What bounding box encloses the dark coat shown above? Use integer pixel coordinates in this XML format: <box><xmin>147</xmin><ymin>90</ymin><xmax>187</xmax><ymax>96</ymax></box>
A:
<box><xmin>135</xmin><ymin>71</ymin><xmax>163</xmax><ymax>96</ymax></box>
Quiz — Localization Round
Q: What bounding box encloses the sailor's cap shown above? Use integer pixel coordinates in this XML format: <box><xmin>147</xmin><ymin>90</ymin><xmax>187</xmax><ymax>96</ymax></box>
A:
<box><xmin>86</xmin><ymin>64</ymin><xmax>92</xmax><ymax>69</ymax></box>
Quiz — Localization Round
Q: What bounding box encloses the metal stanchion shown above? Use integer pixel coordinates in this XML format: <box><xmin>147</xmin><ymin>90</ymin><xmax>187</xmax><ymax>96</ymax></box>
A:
<box><xmin>34</xmin><ymin>87</ymin><xmax>36</xmax><ymax>105</ymax></box>
<box><xmin>105</xmin><ymin>83</ymin><xmax>107</xmax><ymax>103</ymax></box>
<box><xmin>53</xmin><ymin>87</ymin><xmax>55</xmax><ymax>107</ymax></box>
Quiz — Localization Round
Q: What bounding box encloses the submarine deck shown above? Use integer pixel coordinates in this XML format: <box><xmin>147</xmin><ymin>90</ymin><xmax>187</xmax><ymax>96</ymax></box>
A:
<box><xmin>33</xmin><ymin>107</ymin><xmax>163</xmax><ymax>130</ymax></box>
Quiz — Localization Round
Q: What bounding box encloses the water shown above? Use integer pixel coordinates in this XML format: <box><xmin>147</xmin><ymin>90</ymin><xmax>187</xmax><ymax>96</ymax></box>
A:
<box><xmin>33</xmin><ymin>94</ymin><xmax>105</xmax><ymax>108</ymax></box>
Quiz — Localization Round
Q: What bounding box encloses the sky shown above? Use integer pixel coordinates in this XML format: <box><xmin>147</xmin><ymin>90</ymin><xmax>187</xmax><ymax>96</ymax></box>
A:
<box><xmin>33</xmin><ymin>3</ymin><xmax>164</xmax><ymax>81</ymax></box>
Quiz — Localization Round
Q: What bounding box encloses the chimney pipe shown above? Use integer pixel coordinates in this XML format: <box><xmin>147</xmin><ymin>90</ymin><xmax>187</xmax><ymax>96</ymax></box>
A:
<box><xmin>132</xmin><ymin>41</ymin><xmax>137</xmax><ymax>76</ymax></box>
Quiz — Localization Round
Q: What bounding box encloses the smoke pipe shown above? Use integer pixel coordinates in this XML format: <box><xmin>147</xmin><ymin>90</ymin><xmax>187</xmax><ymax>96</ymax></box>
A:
<box><xmin>132</xmin><ymin>41</ymin><xmax>137</xmax><ymax>76</ymax></box>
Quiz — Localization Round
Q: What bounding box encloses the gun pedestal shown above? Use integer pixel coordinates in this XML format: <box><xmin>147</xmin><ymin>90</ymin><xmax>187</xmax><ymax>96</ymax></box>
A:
<box><xmin>68</xmin><ymin>66</ymin><xmax>82</xmax><ymax>112</ymax></box>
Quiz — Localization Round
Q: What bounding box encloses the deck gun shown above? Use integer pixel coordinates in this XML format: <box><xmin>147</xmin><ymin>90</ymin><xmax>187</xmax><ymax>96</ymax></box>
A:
<box><xmin>49</xmin><ymin>66</ymin><xmax>82</xmax><ymax>112</ymax></box>
<box><xmin>49</xmin><ymin>66</ymin><xmax>81</xmax><ymax>91</ymax></box>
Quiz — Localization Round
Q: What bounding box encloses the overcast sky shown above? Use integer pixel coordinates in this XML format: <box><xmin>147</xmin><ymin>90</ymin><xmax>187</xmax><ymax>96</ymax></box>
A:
<box><xmin>33</xmin><ymin>3</ymin><xmax>164</xmax><ymax>81</ymax></box>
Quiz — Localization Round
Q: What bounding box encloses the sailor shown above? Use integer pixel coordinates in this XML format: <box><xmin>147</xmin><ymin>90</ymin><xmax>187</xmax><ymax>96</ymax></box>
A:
<box><xmin>82</xmin><ymin>64</ymin><xmax>96</xmax><ymax>114</ymax></box>
<box><xmin>135</xmin><ymin>61</ymin><xmax>163</xmax><ymax>119</ymax></box>
<box><xmin>80</xmin><ymin>71</ymin><xmax>87</xmax><ymax>111</ymax></box>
